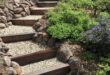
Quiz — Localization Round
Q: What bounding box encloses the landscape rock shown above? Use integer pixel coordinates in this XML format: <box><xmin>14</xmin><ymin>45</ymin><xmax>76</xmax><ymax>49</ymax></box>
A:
<box><xmin>33</xmin><ymin>32</ymin><xmax>49</xmax><ymax>45</ymax></box>
<box><xmin>57</xmin><ymin>41</ymin><xmax>83</xmax><ymax>63</ymax></box>
<box><xmin>33</xmin><ymin>31</ymin><xmax>55</xmax><ymax>47</ymax></box>
<box><xmin>33</xmin><ymin>15</ymin><xmax>49</xmax><ymax>32</ymax></box>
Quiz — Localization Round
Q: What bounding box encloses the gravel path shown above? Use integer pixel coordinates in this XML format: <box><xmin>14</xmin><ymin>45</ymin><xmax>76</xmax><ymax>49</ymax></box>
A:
<box><xmin>6</xmin><ymin>41</ymin><xmax>48</xmax><ymax>57</ymax></box>
<box><xmin>22</xmin><ymin>58</ymin><xmax>64</xmax><ymax>74</ymax></box>
<box><xmin>0</xmin><ymin>25</ymin><xmax>35</xmax><ymax>36</ymax></box>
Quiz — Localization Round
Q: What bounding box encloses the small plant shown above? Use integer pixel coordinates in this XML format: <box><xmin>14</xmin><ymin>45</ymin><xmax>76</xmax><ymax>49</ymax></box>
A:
<box><xmin>96</xmin><ymin>54</ymin><xmax>110</xmax><ymax>75</ymax></box>
<box><xmin>82</xmin><ymin>51</ymin><xmax>96</xmax><ymax>61</ymax></box>
<box><xmin>96</xmin><ymin>63</ymin><xmax>110</xmax><ymax>75</ymax></box>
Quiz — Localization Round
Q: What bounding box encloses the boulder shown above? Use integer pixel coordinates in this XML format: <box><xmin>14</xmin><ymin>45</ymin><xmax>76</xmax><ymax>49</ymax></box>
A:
<box><xmin>57</xmin><ymin>41</ymin><xmax>83</xmax><ymax>63</ymax></box>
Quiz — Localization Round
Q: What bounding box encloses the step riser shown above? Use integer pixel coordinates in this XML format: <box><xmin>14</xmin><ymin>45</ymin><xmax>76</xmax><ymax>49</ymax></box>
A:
<box><xmin>1</xmin><ymin>33</ymin><xmax>35</xmax><ymax>43</ymax></box>
<box><xmin>31</xmin><ymin>10</ymin><xmax>48</xmax><ymax>15</ymax></box>
<box><xmin>11</xmin><ymin>20</ymin><xmax>37</xmax><ymax>26</ymax></box>
<box><xmin>37</xmin><ymin>3</ymin><xmax>57</xmax><ymax>7</ymax></box>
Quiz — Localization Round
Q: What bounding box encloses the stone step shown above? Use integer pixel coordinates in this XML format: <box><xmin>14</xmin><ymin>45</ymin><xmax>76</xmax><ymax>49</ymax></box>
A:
<box><xmin>0</xmin><ymin>25</ymin><xmax>35</xmax><ymax>36</ymax></box>
<box><xmin>6</xmin><ymin>40</ymin><xmax>49</xmax><ymax>57</ymax></box>
<box><xmin>11</xmin><ymin>15</ymin><xmax>42</xmax><ymax>25</ymax></box>
<box><xmin>30</xmin><ymin>7</ymin><xmax>54</xmax><ymax>15</ymax></box>
<box><xmin>22</xmin><ymin>58</ymin><xmax>70</xmax><ymax>75</ymax></box>
<box><xmin>36</xmin><ymin>1</ymin><xmax>58</xmax><ymax>7</ymax></box>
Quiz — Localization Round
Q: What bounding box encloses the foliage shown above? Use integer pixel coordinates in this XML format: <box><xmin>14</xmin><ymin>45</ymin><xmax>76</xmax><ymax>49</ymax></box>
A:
<box><xmin>82</xmin><ymin>51</ymin><xmax>96</xmax><ymax>61</ymax></box>
<box><xmin>97</xmin><ymin>12</ymin><xmax>110</xmax><ymax>28</ymax></box>
<box><xmin>61</xmin><ymin>0</ymin><xmax>93</xmax><ymax>9</ymax></box>
<box><xmin>84</xmin><ymin>12</ymin><xmax>110</xmax><ymax>43</ymax></box>
<box><xmin>47</xmin><ymin>2</ymin><xmax>97</xmax><ymax>41</ymax></box>
<box><xmin>47</xmin><ymin>23</ymin><xmax>71</xmax><ymax>39</ymax></box>
<box><xmin>93</xmin><ymin>0</ymin><xmax>110</xmax><ymax>11</ymax></box>
<box><xmin>96</xmin><ymin>56</ymin><xmax>110</xmax><ymax>75</ymax></box>
<box><xmin>61</xmin><ymin>0</ymin><xmax>110</xmax><ymax>16</ymax></box>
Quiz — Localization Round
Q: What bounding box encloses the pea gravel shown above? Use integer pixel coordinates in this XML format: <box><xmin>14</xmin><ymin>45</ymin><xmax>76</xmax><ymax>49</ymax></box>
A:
<box><xmin>0</xmin><ymin>25</ymin><xmax>35</xmax><ymax>36</ymax></box>
<box><xmin>22</xmin><ymin>58</ymin><xmax>64</xmax><ymax>74</ymax></box>
<box><xmin>6</xmin><ymin>41</ymin><xmax>48</xmax><ymax>57</ymax></box>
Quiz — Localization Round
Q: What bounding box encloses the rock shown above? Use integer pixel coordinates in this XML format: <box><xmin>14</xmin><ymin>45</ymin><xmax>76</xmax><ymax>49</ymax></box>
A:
<box><xmin>0</xmin><ymin>16</ymin><xmax>7</xmax><ymax>23</ymax></box>
<box><xmin>3</xmin><ymin>56</ymin><xmax>11</xmax><ymax>67</ymax></box>
<box><xmin>47</xmin><ymin>38</ymin><xmax>55</xmax><ymax>47</ymax></box>
<box><xmin>7</xmin><ymin>22</ymin><xmax>12</xmax><ymax>26</ymax></box>
<box><xmin>6</xmin><ymin>67</ymin><xmax>17</xmax><ymax>75</ymax></box>
<box><xmin>22</xmin><ymin>1</ymin><xmax>31</xmax><ymax>7</ymax></box>
<box><xmin>0</xmin><ymin>8</ymin><xmax>5</xmax><ymax>15</ymax></box>
<box><xmin>13</xmin><ymin>7</ymin><xmax>23</xmax><ymax>14</ymax></box>
<box><xmin>13</xmin><ymin>0</ymin><xmax>21</xmax><ymax>7</ymax></box>
<box><xmin>68</xmin><ymin>56</ymin><xmax>80</xmax><ymax>71</ymax></box>
<box><xmin>21</xmin><ymin>11</ymin><xmax>26</xmax><ymax>17</ymax></box>
<box><xmin>24</xmin><ymin>6</ymin><xmax>30</xmax><ymax>15</ymax></box>
<box><xmin>0</xmin><ymin>41</ymin><xmax>9</xmax><ymax>53</ymax></box>
<box><xmin>14</xmin><ymin>14</ymin><xmax>22</xmax><ymax>18</ymax></box>
<box><xmin>33</xmin><ymin>16</ymin><xmax>49</xmax><ymax>32</ymax></box>
<box><xmin>11</xmin><ymin>62</ymin><xmax>22</xmax><ymax>75</ymax></box>
<box><xmin>0</xmin><ymin>38</ymin><xmax>2</xmax><ymax>42</ymax></box>
<box><xmin>6</xmin><ymin>3</ymin><xmax>14</xmax><ymax>11</ymax></box>
<box><xmin>57</xmin><ymin>45</ymin><xmax>73</xmax><ymax>63</ymax></box>
<box><xmin>57</xmin><ymin>41</ymin><xmax>83</xmax><ymax>63</ymax></box>
<box><xmin>3</xmin><ymin>8</ymin><xmax>13</xmax><ymax>20</ymax></box>
<box><xmin>0</xmin><ymin>23</ymin><xmax>6</xmax><ymax>29</ymax></box>
<box><xmin>0</xmin><ymin>0</ymin><xmax>35</xmax><ymax>29</ymax></box>
<box><xmin>33</xmin><ymin>32</ymin><xmax>49</xmax><ymax>45</ymax></box>
<box><xmin>0</xmin><ymin>38</ymin><xmax>22</xmax><ymax>75</ymax></box>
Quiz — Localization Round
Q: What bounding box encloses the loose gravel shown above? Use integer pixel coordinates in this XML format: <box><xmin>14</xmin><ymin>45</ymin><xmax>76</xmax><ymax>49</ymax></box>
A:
<box><xmin>22</xmin><ymin>58</ymin><xmax>64</xmax><ymax>74</ymax></box>
<box><xmin>0</xmin><ymin>25</ymin><xmax>35</xmax><ymax>36</ymax></box>
<box><xmin>6</xmin><ymin>41</ymin><xmax>48</xmax><ymax>57</ymax></box>
<box><xmin>17</xmin><ymin>15</ymin><xmax>42</xmax><ymax>20</ymax></box>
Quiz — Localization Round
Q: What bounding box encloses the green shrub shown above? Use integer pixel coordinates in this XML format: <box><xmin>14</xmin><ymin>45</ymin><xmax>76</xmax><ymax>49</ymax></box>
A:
<box><xmin>97</xmin><ymin>12</ymin><xmax>110</xmax><ymax>24</ymax></box>
<box><xmin>47</xmin><ymin>23</ymin><xmax>71</xmax><ymax>39</ymax></box>
<box><xmin>96</xmin><ymin>54</ymin><xmax>110</xmax><ymax>75</ymax></box>
<box><xmin>82</xmin><ymin>51</ymin><xmax>96</xmax><ymax>61</ymax></box>
<box><xmin>96</xmin><ymin>64</ymin><xmax>110</xmax><ymax>75</ymax></box>
<box><xmin>47</xmin><ymin>4</ymin><xmax>97</xmax><ymax>42</ymax></box>
<box><xmin>48</xmin><ymin>11</ymin><xmax>63</xmax><ymax>25</ymax></box>
<box><xmin>61</xmin><ymin>0</ymin><xmax>93</xmax><ymax>9</ymax></box>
